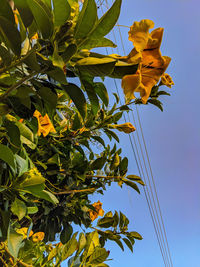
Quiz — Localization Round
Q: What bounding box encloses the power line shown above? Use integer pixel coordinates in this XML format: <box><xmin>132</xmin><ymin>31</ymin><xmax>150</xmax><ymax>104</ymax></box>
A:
<box><xmin>100</xmin><ymin>1</ymin><xmax>173</xmax><ymax>266</ymax></box>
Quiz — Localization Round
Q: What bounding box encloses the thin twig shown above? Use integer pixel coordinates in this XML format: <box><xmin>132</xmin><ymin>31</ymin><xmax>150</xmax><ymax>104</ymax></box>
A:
<box><xmin>86</xmin><ymin>175</ymin><xmax>123</xmax><ymax>180</ymax></box>
<box><xmin>55</xmin><ymin>188</ymin><xmax>96</xmax><ymax>195</ymax></box>
<box><xmin>0</xmin><ymin>71</ymin><xmax>37</xmax><ymax>101</ymax></box>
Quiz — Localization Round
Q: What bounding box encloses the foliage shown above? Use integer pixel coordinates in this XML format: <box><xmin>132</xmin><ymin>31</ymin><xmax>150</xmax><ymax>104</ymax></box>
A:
<box><xmin>0</xmin><ymin>0</ymin><xmax>173</xmax><ymax>266</ymax></box>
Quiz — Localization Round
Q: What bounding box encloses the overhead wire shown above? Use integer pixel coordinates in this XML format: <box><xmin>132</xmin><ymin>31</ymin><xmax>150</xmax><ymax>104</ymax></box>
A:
<box><xmin>99</xmin><ymin>0</ymin><xmax>173</xmax><ymax>266</ymax></box>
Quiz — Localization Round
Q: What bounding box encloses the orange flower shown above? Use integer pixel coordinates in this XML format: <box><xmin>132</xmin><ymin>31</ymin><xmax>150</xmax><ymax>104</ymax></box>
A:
<box><xmin>32</xmin><ymin>232</ymin><xmax>45</xmax><ymax>242</ymax></box>
<box><xmin>13</xmin><ymin>9</ymin><xmax>19</xmax><ymax>25</ymax></box>
<box><xmin>33</xmin><ymin>110</ymin><xmax>56</xmax><ymax>137</ymax></box>
<box><xmin>89</xmin><ymin>201</ymin><xmax>104</xmax><ymax>221</ymax></box>
<box><xmin>121</xmin><ymin>20</ymin><xmax>172</xmax><ymax>104</ymax></box>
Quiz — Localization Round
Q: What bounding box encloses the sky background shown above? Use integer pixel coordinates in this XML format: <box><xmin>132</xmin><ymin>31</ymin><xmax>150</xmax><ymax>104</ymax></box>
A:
<box><xmin>89</xmin><ymin>0</ymin><xmax>200</xmax><ymax>266</ymax></box>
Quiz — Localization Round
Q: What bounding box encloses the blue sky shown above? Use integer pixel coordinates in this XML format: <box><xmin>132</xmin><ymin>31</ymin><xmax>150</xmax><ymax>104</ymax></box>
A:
<box><xmin>88</xmin><ymin>0</ymin><xmax>200</xmax><ymax>266</ymax></box>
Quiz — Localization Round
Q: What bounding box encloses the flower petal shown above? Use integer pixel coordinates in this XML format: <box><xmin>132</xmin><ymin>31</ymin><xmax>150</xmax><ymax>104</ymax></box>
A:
<box><xmin>128</xmin><ymin>19</ymin><xmax>154</xmax><ymax>52</ymax></box>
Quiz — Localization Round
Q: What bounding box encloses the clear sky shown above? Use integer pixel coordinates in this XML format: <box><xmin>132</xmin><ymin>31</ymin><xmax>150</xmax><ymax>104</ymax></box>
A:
<box><xmin>89</xmin><ymin>0</ymin><xmax>200</xmax><ymax>266</ymax></box>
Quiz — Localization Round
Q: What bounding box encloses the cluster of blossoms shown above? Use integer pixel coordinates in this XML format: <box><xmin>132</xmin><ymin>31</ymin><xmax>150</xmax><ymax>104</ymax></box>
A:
<box><xmin>89</xmin><ymin>201</ymin><xmax>104</xmax><ymax>221</ymax></box>
<box><xmin>120</xmin><ymin>19</ymin><xmax>174</xmax><ymax>104</ymax></box>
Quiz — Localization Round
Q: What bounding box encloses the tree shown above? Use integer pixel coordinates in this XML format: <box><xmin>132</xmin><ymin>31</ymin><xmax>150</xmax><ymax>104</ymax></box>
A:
<box><xmin>0</xmin><ymin>0</ymin><xmax>173</xmax><ymax>266</ymax></box>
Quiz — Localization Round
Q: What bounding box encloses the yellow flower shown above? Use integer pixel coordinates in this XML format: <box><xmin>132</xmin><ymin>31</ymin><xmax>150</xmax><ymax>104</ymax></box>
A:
<box><xmin>13</xmin><ymin>9</ymin><xmax>19</xmax><ymax>25</ymax></box>
<box><xmin>32</xmin><ymin>232</ymin><xmax>45</xmax><ymax>242</ymax></box>
<box><xmin>109</xmin><ymin>122</ymin><xmax>136</xmax><ymax>133</ymax></box>
<box><xmin>89</xmin><ymin>201</ymin><xmax>104</xmax><ymax>221</ymax></box>
<box><xmin>33</xmin><ymin>110</ymin><xmax>56</xmax><ymax>137</ymax></box>
<box><xmin>16</xmin><ymin>227</ymin><xmax>33</xmax><ymax>239</ymax></box>
<box><xmin>161</xmin><ymin>73</ymin><xmax>174</xmax><ymax>88</ymax></box>
<box><xmin>128</xmin><ymin>19</ymin><xmax>154</xmax><ymax>52</ymax></box>
<box><xmin>122</xmin><ymin>20</ymin><xmax>171</xmax><ymax>104</ymax></box>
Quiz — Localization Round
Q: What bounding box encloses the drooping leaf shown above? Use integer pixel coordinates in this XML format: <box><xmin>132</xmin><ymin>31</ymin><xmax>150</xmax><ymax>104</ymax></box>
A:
<box><xmin>123</xmin><ymin>179</ymin><xmax>140</xmax><ymax>194</ymax></box>
<box><xmin>97</xmin><ymin>217</ymin><xmax>114</xmax><ymax>228</ymax></box>
<box><xmin>53</xmin><ymin>0</ymin><xmax>71</xmax><ymax>27</ymax></box>
<box><xmin>122</xmin><ymin>238</ymin><xmax>133</xmax><ymax>252</ymax></box>
<box><xmin>0</xmin><ymin>16</ymin><xmax>21</xmax><ymax>56</ymax></box>
<box><xmin>27</xmin><ymin>0</ymin><xmax>53</xmax><ymax>39</ymax></box>
<box><xmin>126</xmin><ymin>175</ymin><xmax>145</xmax><ymax>185</ymax></box>
<box><xmin>75</xmin><ymin>0</ymin><xmax>97</xmax><ymax>39</ymax></box>
<box><xmin>63</xmin><ymin>83</ymin><xmax>87</xmax><ymax>119</ymax></box>
<box><xmin>90</xmin><ymin>157</ymin><xmax>106</xmax><ymax>170</ymax></box>
<box><xmin>129</xmin><ymin>231</ymin><xmax>143</xmax><ymax>240</ymax></box>
<box><xmin>81</xmin><ymin>79</ymin><xmax>99</xmax><ymax>115</ymax></box>
<box><xmin>60</xmin><ymin>223</ymin><xmax>73</xmax><ymax>244</ymax></box>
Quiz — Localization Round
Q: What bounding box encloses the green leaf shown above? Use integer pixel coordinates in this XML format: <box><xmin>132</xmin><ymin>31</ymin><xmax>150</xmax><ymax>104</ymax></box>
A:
<box><xmin>11</xmin><ymin>198</ymin><xmax>27</xmax><ymax>221</ymax></box>
<box><xmin>122</xmin><ymin>238</ymin><xmax>133</xmax><ymax>252</ymax></box>
<box><xmin>91</xmin><ymin>136</ymin><xmax>105</xmax><ymax>147</ymax></box>
<box><xmin>119</xmin><ymin>157</ymin><xmax>128</xmax><ymax>173</ymax></box>
<box><xmin>0</xmin><ymin>16</ymin><xmax>21</xmax><ymax>56</ymax></box>
<box><xmin>104</xmin><ymin>129</ymin><xmax>119</xmax><ymax>143</ymax></box>
<box><xmin>15</xmin><ymin>121</ymin><xmax>34</xmax><ymax>142</ymax></box>
<box><xmin>14</xmin><ymin>0</ymin><xmax>34</xmax><ymax>27</ymax></box>
<box><xmin>0</xmin><ymin>210</ymin><xmax>10</xmax><ymax>241</ymax></box>
<box><xmin>5</xmin><ymin>122</ymin><xmax>21</xmax><ymax>151</ymax></box>
<box><xmin>123</xmin><ymin>179</ymin><xmax>140</xmax><ymax>194</ymax></box>
<box><xmin>76</xmin><ymin>57</ymin><xmax>116</xmax><ymax>77</ymax></box>
<box><xmin>60</xmin><ymin>224</ymin><xmax>73</xmax><ymax>244</ymax></box>
<box><xmin>0</xmin><ymin>144</ymin><xmax>16</xmax><ymax>171</ymax></box>
<box><xmin>148</xmin><ymin>98</ymin><xmax>163</xmax><ymax>111</ymax></box>
<box><xmin>113</xmin><ymin>238</ymin><xmax>124</xmax><ymax>251</ymax></box>
<box><xmin>53</xmin><ymin>0</ymin><xmax>71</xmax><ymax>27</ymax></box>
<box><xmin>27</xmin><ymin>0</ymin><xmax>53</xmax><ymax>39</ymax></box>
<box><xmin>47</xmin><ymin>67</ymin><xmax>67</xmax><ymax>84</ymax></box>
<box><xmin>63</xmin><ymin>83</ymin><xmax>87</xmax><ymax>119</ymax></box>
<box><xmin>129</xmin><ymin>231</ymin><xmax>143</xmax><ymax>240</ymax></box>
<box><xmin>110</xmin><ymin>61</ymin><xmax>138</xmax><ymax>79</ymax></box>
<box><xmin>61</xmin><ymin>233</ymin><xmax>78</xmax><ymax>261</ymax></box>
<box><xmin>84</xmin><ymin>231</ymin><xmax>99</xmax><ymax>258</ymax></box>
<box><xmin>27</xmin><ymin>206</ymin><xmax>38</xmax><ymax>214</ymax></box>
<box><xmin>97</xmin><ymin>217</ymin><xmax>114</xmax><ymax>228</ymax></box>
<box><xmin>76</xmin><ymin>232</ymin><xmax>86</xmax><ymax>255</ymax></box>
<box><xmin>88</xmin><ymin>247</ymin><xmax>109</xmax><ymax>265</ymax></box>
<box><xmin>75</xmin><ymin>0</ymin><xmax>97</xmax><ymax>39</ymax></box>
<box><xmin>112</xmin><ymin>211</ymin><xmax>119</xmax><ymax>227</ymax></box>
<box><xmin>80</xmin><ymin>37</ymin><xmax>116</xmax><ymax>49</ymax></box>
<box><xmin>94</xmin><ymin>82</ymin><xmax>109</xmax><ymax>106</ymax></box>
<box><xmin>126</xmin><ymin>175</ymin><xmax>145</xmax><ymax>185</ymax></box>
<box><xmin>7</xmin><ymin>227</ymin><xmax>23</xmax><ymax>258</ymax></box>
<box><xmin>81</xmin><ymin>79</ymin><xmax>99</xmax><ymax>115</ymax></box>
<box><xmin>90</xmin><ymin>157</ymin><xmax>106</xmax><ymax>170</ymax></box>
<box><xmin>38</xmin><ymin>87</ymin><xmax>58</xmax><ymax>110</ymax></box>
<box><xmin>61</xmin><ymin>43</ymin><xmax>77</xmax><ymax>63</ymax></box>
<box><xmin>0</xmin><ymin>44</ymin><xmax>12</xmax><ymax>66</ymax></box>
<box><xmin>0</xmin><ymin>0</ymin><xmax>15</xmax><ymax>25</ymax></box>
<box><xmin>88</xmin><ymin>0</ymin><xmax>122</xmax><ymax>39</ymax></box>
<box><xmin>15</xmin><ymin>154</ymin><xmax>29</xmax><ymax>177</ymax></box>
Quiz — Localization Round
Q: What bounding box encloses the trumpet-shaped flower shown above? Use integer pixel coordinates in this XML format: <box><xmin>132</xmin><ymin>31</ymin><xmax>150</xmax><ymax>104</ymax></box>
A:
<box><xmin>109</xmin><ymin>122</ymin><xmax>136</xmax><ymax>133</ymax></box>
<box><xmin>122</xmin><ymin>20</ymin><xmax>172</xmax><ymax>104</ymax></box>
<box><xmin>89</xmin><ymin>201</ymin><xmax>104</xmax><ymax>221</ymax></box>
<box><xmin>33</xmin><ymin>110</ymin><xmax>56</xmax><ymax>137</ymax></box>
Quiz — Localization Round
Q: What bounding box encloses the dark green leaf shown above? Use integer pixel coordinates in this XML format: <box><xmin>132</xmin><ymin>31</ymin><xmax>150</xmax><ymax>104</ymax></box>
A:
<box><xmin>122</xmin><ymin>238</ymin><xmax>133</xmax><ymax>252</ymax></box>
<box><xmin>0</xmin><ymin>0</ymin><xmax>15</xmax><ymax>25</ymax></box>
<box><xmin>14</xmin><ymin>0</ymin><xmax>34</xmax><ymax>27</ymax></box>
<box><xmin>123</xmin><ymin>179</ymin><xmax>140</xmax><ymax>194</ymax></box>
<box><xmin>81</xmin><ymin>79</ymin><xmax>99</xmax><ymax>115</ymax></box>
<box><xmin>75</xmin><ymin>0</ymin><xmax>97</xmax><ymax>39</ymax></box>
<box><xmin>97</xmin><ymin>217</ymin><xmax>114</xmax><ymax>228</ymax></box>
<box><xmin>38</xmin><ymin>87</ymin><xmax>58</xmax><ymax>110</ymax></box>
<box><xmin>53</xmin><ymin>0</ymin><xmax>71</xmax><ymax>27</ymax></box>
<box><xmin>76</xmin><ymin>57</ymin><xmax>116</xmax><ymax>77</ymax></box>
<box><xmin>148</xmin><ymin>98</ymin><xmax>163</xmax><ymax>111</ymax></box>
<box><xmin>114</xmin><ymin>238</ymin><xmax>124</xmax><ymax>251</ymax></box>
<box><xmin>110</xmin><ymin>61</ymin><xmax>138</xmax><ymax>78</ymax></box>
<box><xmin>60</xmin><ymin>224</ymin><xmax>73</xmax><ymax>244</ymax></box>
<box><xmin>61</xmin><ymin>43</ymin><xmax>77</xmax><ymax>63</ymax></box>
<box><xmin>129</xmin><ymin>231</ymin><xmax>143</xmax><ymax>240</ymax></box>
<box><xmin>104</xmin><ymin>129</ymin><xmax>119</xmax><ymax>143</ymax></box>
<box><xmin>61</xmin><ymin>233</ymin><xmax>78</xmax><ymax>261</ymax></box>
<box><xmin>91</xmin><ymin>136</ymin><xmax>105</xmax><ymax>147</ymax></box>
<box><xmin>94</xmin><ymin>82</ymin><xmax>109</xmax><ymax>106</ymax></box>
<box><xmin>63</xmin><ymin>83</ymin><xmax>87</xmax><ymax>119</ymax></box>
<box><xmin>0</xmin><ymin>16</ymin><xmax>21</xmax><ymax>56</ymax></box>
<box><xmin>90</xmin><ymin>157</ymin><xmax>106</xmax><ymax>170</ymax></box>
<box><xmin>0</xmin><ymin>44</ymin><xmax>12</xmax><ymax>66</ymax></box>
<box><xmin>27</xmin><ymin>0</ymin><xmax>53</xmax><ymax>39</ymax></box>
